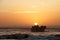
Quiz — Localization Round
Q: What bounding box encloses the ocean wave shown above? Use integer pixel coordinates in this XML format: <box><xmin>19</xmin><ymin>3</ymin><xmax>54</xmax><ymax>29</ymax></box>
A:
<box><xmin>0</xmin><ymin>33</ymin><xmax>60</xmax><ymax>40</ymax></box>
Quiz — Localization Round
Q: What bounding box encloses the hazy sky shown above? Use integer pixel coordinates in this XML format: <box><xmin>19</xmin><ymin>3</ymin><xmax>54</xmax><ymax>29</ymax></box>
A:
<box><xmin>0</xmin><ymin>0</ymin><xmax>60</xmax><ymax>28</ymax></box>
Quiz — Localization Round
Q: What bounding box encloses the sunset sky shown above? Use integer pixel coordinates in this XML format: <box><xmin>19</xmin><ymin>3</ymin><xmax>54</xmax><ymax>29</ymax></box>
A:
<box><xmin>0</xmin><ymin>0</ymin><xmax>60</xmax><ymax>28</ymax></box>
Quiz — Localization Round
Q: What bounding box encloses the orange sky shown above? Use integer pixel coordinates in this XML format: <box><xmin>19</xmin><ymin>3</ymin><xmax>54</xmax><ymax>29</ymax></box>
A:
<box><xmin>0</xmin><ymin>0</ymin><xmax>60</xmax><ymax>28</ymax></box>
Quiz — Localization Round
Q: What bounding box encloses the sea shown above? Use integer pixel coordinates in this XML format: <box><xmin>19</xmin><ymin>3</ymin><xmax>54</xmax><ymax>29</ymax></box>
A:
<box><xmin>0</xmin><ymin>28</ymin><xmax>60</xmax><ymax>40</ymax></box>
<box><xmin>0</xmin><ymin>28</ymin><xmax>60</xmax><ymax>35</ymax></box>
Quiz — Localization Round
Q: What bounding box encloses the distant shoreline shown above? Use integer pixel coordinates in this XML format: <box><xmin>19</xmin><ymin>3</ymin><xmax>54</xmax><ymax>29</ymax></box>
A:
<box><xmin>0</xmin><ymin>28</ymin><xmax>60</xmax><ymax>29</ymax></box>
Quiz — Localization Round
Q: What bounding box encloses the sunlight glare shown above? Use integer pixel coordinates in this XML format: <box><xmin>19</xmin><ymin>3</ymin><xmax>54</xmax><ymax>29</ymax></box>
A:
<box><xmin>34</xmin><ymin>22</ymin><xmax>38</xmax><ymax>25</ymax></box>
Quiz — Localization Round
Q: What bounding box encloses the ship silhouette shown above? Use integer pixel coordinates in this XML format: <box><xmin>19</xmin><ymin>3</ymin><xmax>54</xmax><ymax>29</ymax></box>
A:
<box><xmin>31</xmin><ymin>25</ymin><xmax>46</xmax><ymax>32</ymax></box>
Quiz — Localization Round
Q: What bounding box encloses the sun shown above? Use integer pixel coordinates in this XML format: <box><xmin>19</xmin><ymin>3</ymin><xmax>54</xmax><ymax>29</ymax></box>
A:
<box><xmin>34</xmin><ymin>22</ymin><xmax>38</xmax><ymax>25</ymax></box>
